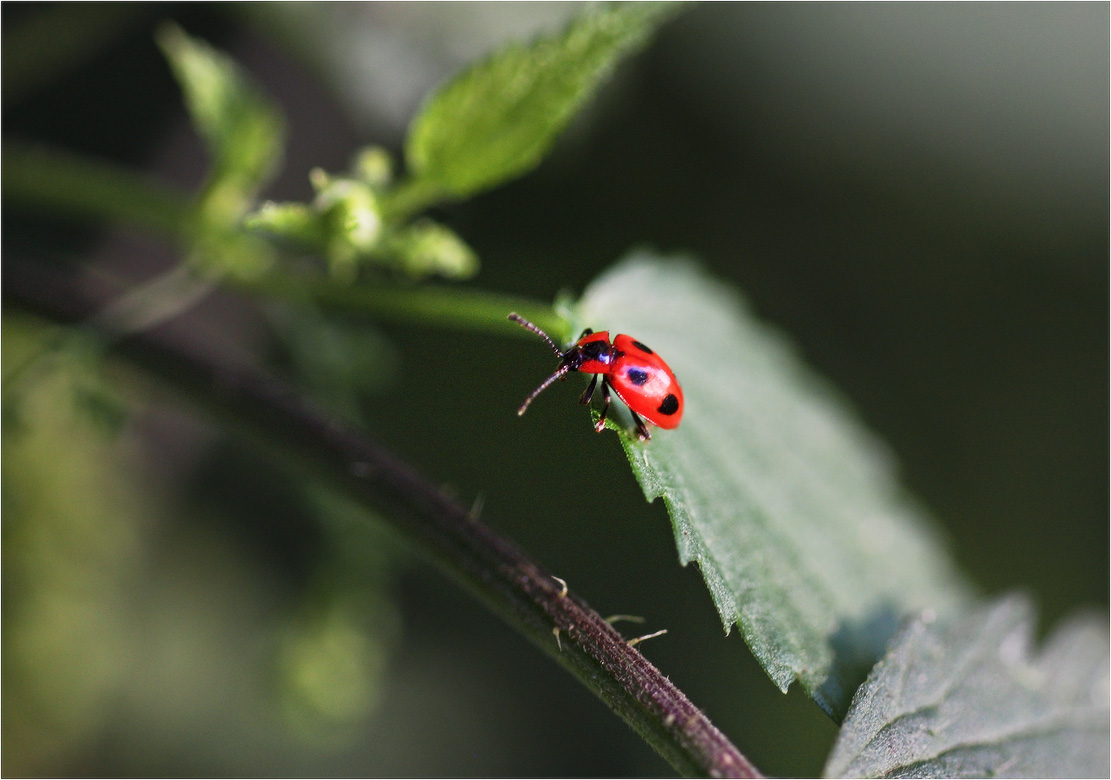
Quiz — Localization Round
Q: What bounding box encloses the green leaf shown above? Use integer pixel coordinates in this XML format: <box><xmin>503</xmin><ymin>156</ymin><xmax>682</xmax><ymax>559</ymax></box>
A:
<box><xmin>403</xmin><ymin>2</ymin><xmax>681</xmax><ymax>204</ymax></box>
<box><xmin>157</xmin><ymin>23</ymin><xmax>284</xmax><ymax>198</ymax></box>
<box><xmin>572</xmin><ymin>252</ymin><xmax>974</xmax><ymax>718</ymax></box>
<box><xmin>385</xmin><ymin>219</ymin><xmax>478</xmax><ymax>280</ymax></box>
<box><xmin>823</xmin><ymin>595</ymin><xmax>1110</xmax><ymax>778</ymax></box>
<box><xmin>245</xmin><ymin>201</ymin><xmax>324</xmax><ymax>246</ymax></box>
<box><xmin>157</xmin><ymin>25</ymin><xmax>283</xmax><ymax>280</ymax></box>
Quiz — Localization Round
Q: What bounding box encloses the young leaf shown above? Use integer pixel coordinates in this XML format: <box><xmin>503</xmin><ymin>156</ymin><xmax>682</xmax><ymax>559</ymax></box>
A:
<box><xmin>157</xmin><ymin>23</ymin><xmax>284</xmax><ymax>197</ymax></box>
<box><xmin>403</xmin><ymin>3</ymin><xmax>681</xmax><ymax>204</ymax></box>
<box><xmin>573</xmin><ymin>252</ymin><xmax>974</xmax><ymax>719</ymax></box>
<box><xmin>823</xmin><ymin>595</ymin><xmax>1110</xmax><ymax>778</ymax></box>
<box><xmin>157</xmin><ymin>25</ymin><xmax>283</xmax><ymax>279</ymax></box>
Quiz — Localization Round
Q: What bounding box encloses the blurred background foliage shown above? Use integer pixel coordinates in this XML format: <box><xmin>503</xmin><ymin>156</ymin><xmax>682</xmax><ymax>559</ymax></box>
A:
<box><xmin>2</xmin><ymin>3</ymin><xmax>1106</xmax><ymax>776</ymax></box>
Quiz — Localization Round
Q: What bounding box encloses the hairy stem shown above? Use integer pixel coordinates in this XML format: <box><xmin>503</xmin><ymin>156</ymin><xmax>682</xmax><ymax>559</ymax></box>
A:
<box><xmin>5</xmin><ymin>255</ymin><xmax>761</xmax><ymax>778</ymax></box>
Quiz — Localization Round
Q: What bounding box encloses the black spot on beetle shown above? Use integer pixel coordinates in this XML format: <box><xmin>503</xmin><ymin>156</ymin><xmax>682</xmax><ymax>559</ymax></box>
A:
<box><xmin>657</xmin><ymin>394</ymin><xmax>679</xmax><ymax>415</ymax></box>
<box><xmin>626</xmin><ymin>368</ymin><xmax>649</xmax><ymax>386</ymax></box>
<box><xmin>630</xmin><ymin>340</ymin><xmax>654</xmax><ymax>354</ymax></box>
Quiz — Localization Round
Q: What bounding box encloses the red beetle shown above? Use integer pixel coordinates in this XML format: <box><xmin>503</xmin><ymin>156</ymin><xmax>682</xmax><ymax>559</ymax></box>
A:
<box><xmin>508</xmin><ymin>313</ymin><xmax>684</xmax><ymax>441</ymax></box>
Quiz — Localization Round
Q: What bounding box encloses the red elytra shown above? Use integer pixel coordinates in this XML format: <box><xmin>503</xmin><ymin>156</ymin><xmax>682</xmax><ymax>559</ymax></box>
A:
<box><xmin>508</xmin><ymin>313</ymin><xmax>684</xmax><ymax>441</ymax></box>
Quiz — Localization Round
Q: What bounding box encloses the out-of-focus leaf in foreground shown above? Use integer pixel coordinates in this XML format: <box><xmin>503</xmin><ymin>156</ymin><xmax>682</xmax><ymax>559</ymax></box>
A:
<box><xmin>573</xmin><ymin>252</ymin><xmax>973</xmax><ymax>719</ymax></box>
<box><xmin>824</xmin><ymin>595</ymin><xmax>1110</xmax><ymax>778</ymax></box>
<box><xmin>405</xmin><ymin>2</ymin><xmax>680</xmax><ymax>202</ymax></box>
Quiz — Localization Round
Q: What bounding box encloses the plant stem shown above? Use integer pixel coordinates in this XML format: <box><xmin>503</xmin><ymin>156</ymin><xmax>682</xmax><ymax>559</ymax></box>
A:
<box><xmin>2</xmin><ymin>141</ymin><xmax>194</xmax><ymax>236</ymax></box>
<box><xmin>5</xmin><ymin>254</ymin><xmax>762</xmax><ymax>779</ymax></box>
<box><xmin>380</xmin><ymin>175</ymin><xmax>449</xmax><ymax>222</ymax></box>
<box><xmin>235</xmin><ymin>272</ymin><xmax>568</xmax><ymax>340</ymax></box>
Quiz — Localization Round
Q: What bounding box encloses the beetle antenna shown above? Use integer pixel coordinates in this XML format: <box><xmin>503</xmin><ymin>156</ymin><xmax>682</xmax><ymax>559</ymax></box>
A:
<box><xmin>517</xmin><ymin>365</ymin><xmax>570</xmax><ymax>415</ymax></box>
<box><xmin>508</xmin><ymin>313</ymin><xmax>564</xmax><ymax>358</ymax></box>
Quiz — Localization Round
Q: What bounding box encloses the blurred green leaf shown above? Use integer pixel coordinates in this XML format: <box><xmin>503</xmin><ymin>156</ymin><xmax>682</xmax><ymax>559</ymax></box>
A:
<box><xmin>246</xmin><ymin>201</ymin><xmax>324</xmax><ymax>246</ymax></box>
<box><xmin>403</xmin><ymin>2</ymin><xmax>681</xmax><ymax>204</ymax></box>
<box><xmin>157</xmin><ymin>23</ymin><xmax>284</xmax><ymax>196</ymax></box>
<box><xmin>385</xmin><ymin>219</ymin><xmax>477</xmax><ymax>280</ymax></box>
<box><xmin>573</xmin><ymin>252</ymin><xmax>973</xmax><ymax>719</ymax></box>
<box><xmin>2</xmin><ymin>318</ymin><xmax>150</xmax><ymax>772</ymax></box>
<box><xmin>157</xmin><ymin>25</ymin><xmax>283</xmax><ymax>280</ymax></box>
<box><xmin>823</xmin><ymin>595</ymin><xmax>1110</xmax><ymax>778</ymax></box>
<box><xmin>71</xmin><ymin>378</ymin><xmax>129</xmax><ymax>437</ymax></box>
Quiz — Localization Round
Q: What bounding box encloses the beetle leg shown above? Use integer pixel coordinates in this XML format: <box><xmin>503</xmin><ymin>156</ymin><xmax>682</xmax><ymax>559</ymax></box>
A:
<box><xmin>579</xmin><ymin>374</ymin><xmax>599</xmax><ymax>405</ymax></box>
<box><xmin>594</xmin><ymin>380</ymin><xmax>612</xmax><ymax>433</ymax></box>
<box><xmin>630</xmin><ymin>409</ymin><xmax>652</xmax><ymax>441</ymax></box>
